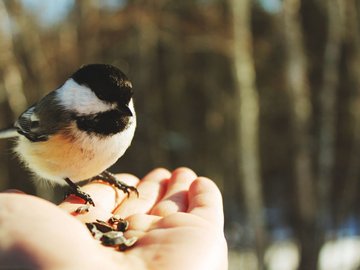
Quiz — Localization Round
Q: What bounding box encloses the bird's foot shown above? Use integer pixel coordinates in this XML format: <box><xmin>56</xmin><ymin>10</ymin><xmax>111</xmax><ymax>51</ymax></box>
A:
<box><xmin>90</xmin><ymin>170</ymin><xmax>139</xmax><ymax>197</ymax></box>
<box><xmin>64</xmin><ymin>178</ymin><xmax>95</xmax><ymax>206</ymax></box>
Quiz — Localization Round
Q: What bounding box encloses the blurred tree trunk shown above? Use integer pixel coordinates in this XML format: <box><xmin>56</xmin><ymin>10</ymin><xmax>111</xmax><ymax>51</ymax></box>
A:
<box><xmin>160</xmin><ymin>18</ymin><xmax>187</xmax><ymax>167</ymax></box>
<box><xmin>74</xmin><ymin>0</ymin><xmax>101</xmax><ymax>61</ymax></box>
<box><xmin>339</xmin><ymin>0</ymin><xmax>360</xmax><ymax>222</ymax></box>
<box><xmin>230</xmin><ymin>0</ymin><xmax>266</xmax><ymax>268</ymax></box>
<box><xmin>317</xmin><ymin>0</ymin><xmax>343</xmax><ymax>234</ymax></box>
<box><xmin>134</xmin><ymin>4</ymin><xmax>168</xmax><ymax>167</ymax></box>
<box><xmin>0</xmin><ymin>1</ymin><xmax>34</xmax><ymax>194</ymax></box>
<box><xmin>0</xmin><ymin>1</ymin><xmax>27</xmax><ymax>117</ymax></box>
<box><xmin>4</xmin><ymin>1</ymin><xmax>56</xmax><ymax>96</ymax></box>
<box><xmin>282</xmin><ymin>0</ymin><xmax>318</xmax><ymax>269</ymax></box>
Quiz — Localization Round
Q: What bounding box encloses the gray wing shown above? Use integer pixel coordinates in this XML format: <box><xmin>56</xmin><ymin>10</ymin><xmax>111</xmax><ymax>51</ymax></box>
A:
<box><xmin>15</xmin><ymin>91</ymin><xmax>72</xmax><ymax>142</ymax></box>
<box><xmin>15</xmin><ymin>105</ymin><xmax>49</xmax><ymax>142</ymax></box>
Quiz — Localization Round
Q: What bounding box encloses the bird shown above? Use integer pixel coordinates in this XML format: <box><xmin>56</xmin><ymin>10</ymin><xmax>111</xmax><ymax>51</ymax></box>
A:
<box><xmin>0</xmin><ymin>64</ymin><xmax>138</xmax><ymax>206</ymax></box>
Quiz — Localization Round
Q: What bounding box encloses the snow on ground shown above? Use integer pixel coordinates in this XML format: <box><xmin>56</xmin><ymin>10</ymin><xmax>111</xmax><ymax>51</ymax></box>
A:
<box><xmin>229</xmin><ymin>237</ymin><xmax>360</xmax><ymax>270</ymax></box>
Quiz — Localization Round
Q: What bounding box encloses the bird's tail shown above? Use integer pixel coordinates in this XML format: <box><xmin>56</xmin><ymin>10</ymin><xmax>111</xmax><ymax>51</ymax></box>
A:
<box><xmin>0</xmin><ymin>127</ymin><xmax>18</xmax><ymax>139</ymax></box>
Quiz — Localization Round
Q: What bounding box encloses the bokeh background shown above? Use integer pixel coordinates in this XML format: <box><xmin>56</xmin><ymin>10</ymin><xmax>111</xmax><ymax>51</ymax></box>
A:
<box><xmin>0</xmin><ymin>0</ymin><xmax>359</xmax><ymax>269</ymax></box>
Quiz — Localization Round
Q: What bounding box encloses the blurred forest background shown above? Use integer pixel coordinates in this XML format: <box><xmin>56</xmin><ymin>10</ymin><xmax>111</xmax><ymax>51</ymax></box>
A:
<box><xmin>0</xmin><ymin>0</ymin><xmax>359</xmax><ymax>269</ymax></box>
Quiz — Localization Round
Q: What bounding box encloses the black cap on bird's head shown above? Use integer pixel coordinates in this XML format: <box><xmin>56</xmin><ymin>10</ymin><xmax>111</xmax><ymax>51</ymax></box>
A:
<box><xmin>71</xmin><ymin>64</ymin><xmax>133</xmax><ymax>115</ymax></box>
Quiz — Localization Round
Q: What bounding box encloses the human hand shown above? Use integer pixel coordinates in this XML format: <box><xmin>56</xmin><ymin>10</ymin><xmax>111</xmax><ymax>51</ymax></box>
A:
<box><xmin>0</xmin><ymin>168</ymin><xmax>228</xmax><ymax>270</ymax></box>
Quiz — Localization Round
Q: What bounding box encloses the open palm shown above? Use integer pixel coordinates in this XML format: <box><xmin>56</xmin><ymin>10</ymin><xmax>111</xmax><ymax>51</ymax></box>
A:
<box><xmin>0</xmin><ymin>168</ymin><xmax>228</xmax><ymax>270</ymax></box>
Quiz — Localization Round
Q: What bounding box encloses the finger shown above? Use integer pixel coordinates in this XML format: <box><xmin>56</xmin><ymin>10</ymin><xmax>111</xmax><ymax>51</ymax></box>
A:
<box><xmin>150</xmin><ymin>167</ymin><xmax>197</xmax><ymax>216</ymax></box>
<box><xmin>59</xmin><ymin>174</ymin><xmax>139</xmax><ymax>223</ymax></box>
<box><xmin>113</xmin><ymin>168</ymin><xmax>171</xmax><ymax>218</ymax></box>
<box><xmin>123</xmin><ymin>214</ymin><xmax>162</xmax><ymax>243</ymax></box>
<box><xmin>127</xmin><ymin>213</ymin><xmax>162</xmax><ymax>231</ymax></box>
<box><xmin>187</xmin><ymin>177</ymin><xmax>224</xmax><ymax>229</ymax></box>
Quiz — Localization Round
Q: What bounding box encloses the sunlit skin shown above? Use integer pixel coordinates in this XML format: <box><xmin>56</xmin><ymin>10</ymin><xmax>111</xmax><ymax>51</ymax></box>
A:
<box><xmin>0</xmin><ymin>168</ymin><xmax>228</xmax><ymax>270</ymax></box>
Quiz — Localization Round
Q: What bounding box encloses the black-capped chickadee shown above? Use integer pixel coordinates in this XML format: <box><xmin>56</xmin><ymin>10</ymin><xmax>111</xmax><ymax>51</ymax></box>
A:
<box><xmin>0</xmin><ymin>64</ymin><xmax>138</xmax><ymax>206</ymax></box>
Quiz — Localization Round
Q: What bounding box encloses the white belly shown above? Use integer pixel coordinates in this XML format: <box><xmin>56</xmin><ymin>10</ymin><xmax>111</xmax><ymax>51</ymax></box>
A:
<box><xmin>14</xmin><ymin>122</ymin><xmax>135</xmax><ymax>185</ymax></box>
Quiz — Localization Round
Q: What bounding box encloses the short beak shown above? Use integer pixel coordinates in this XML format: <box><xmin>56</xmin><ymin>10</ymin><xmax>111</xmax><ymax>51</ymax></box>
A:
<box><xmin>121</xmin><ymin>104</ymin><xmax>133</xmax><ymax>117</ymax></box>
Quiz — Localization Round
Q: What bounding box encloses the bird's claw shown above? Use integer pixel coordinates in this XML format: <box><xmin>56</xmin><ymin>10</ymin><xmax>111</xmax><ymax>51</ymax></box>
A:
<box><xmin>65</xmin><ymin>188</ymin><xmax>95</xmax><ymax>206</ymax></box>
<box><xmin>117</xmin><ymin>184</ymin><xmax>139</xmax><ymax>198</ymax></box>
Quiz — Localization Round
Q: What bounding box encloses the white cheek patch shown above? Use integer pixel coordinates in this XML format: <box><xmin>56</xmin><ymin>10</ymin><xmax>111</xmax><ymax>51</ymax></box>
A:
<box><xmin>56</xmin><ymin>78</ymin><xmax>116</xmax><ymax>115</ymax></box>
